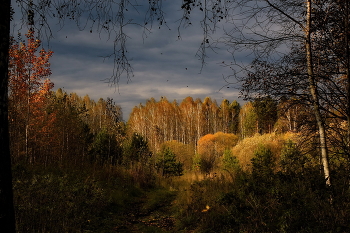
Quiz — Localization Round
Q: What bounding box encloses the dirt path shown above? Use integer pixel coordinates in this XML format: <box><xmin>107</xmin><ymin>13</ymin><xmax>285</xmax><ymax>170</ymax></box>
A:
<box><xmin>115</xmin><ymin>190</ymin><xmax>177</xmax><ymax>232</ymax></box>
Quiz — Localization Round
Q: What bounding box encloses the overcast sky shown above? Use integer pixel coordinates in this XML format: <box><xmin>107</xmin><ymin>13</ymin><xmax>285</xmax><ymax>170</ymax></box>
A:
<box><xmin>12</xmin><ymin>1</ymin><xmax>248</xmax><ymax>120</ymax></box>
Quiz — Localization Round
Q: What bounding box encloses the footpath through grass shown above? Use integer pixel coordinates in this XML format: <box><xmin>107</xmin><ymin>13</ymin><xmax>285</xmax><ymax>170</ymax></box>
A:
<box><xmin>116</xmin><ymin>188</ymin><xmax>177</xmax><ymax>232</ymax></box>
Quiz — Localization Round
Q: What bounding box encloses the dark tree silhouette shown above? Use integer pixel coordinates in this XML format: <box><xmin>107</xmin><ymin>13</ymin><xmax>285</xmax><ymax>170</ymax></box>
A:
<box><xmin>0</xmin><ymin>0</ymin><xmax>16</xmax><ymax>231</ymax></box>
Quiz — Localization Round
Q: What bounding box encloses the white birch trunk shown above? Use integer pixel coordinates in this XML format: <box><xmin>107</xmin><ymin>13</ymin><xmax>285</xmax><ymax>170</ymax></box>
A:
<box><xmin>305</xmin><ymin>0</ymin><xmax>331</xmax><ymax>187</ymax></box>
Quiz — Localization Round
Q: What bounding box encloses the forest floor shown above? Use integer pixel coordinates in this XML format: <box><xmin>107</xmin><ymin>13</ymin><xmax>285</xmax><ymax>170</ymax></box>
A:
<box><xmin>113</xmin><ymin>188</ymin><xmax>178</xmax><ymax>232</ymax></box>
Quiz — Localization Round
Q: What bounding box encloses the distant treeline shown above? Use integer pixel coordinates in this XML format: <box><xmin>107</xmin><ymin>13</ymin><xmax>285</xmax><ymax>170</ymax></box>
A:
<box><xmin>128</xmin><ymin>95</ymin><xmax>312</xmax><ymax>153</ymax></box>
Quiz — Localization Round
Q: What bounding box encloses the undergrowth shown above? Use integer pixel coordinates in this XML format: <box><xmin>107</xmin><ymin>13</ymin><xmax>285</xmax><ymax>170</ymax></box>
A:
<box><xmin>11</xmin><ymin>133</ymin><xmax>350</xmax><ymax>232</ymax></box>
<box><xmin>12</xmin><ymin>162</ymin><xmax>145</xmax><ymax>232</ymax></box>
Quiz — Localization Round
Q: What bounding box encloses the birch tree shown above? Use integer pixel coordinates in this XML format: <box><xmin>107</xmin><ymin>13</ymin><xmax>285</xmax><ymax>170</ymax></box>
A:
<box><xmin>220</xmin><ymin>0</ymin><xmax>337</xmax><ymax>187</ymax></box>
<box><xmin>305</xmin><ymin>0</ymin><xmax>331</xmax><ymax>186</ymax></box>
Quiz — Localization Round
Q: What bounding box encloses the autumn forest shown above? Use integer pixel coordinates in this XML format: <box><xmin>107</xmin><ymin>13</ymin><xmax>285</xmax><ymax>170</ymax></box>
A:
<box><xmin>7</xmin><ymin>24</ymin><xmax>350</xmax><ymax>232</ymax></box>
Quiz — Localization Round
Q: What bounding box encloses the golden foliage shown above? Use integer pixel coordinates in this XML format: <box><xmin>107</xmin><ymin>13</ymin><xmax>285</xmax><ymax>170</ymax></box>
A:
<box><xmin>196</xmin><ymin>132</ymin><xmax>239</xmax><ymax>174</ymax></box>
<box><xmin>197</xmin><ymin>132</ymin><xmax>239</xmax><ymax>158</ymax></box>
<box><xmin>232</xmin><ymin>132</ymin><xmax>299</xmax><ymax>171</ymax></box>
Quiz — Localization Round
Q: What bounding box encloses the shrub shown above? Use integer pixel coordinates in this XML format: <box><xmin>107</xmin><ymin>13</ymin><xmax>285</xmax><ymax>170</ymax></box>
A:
<box><xmin>280</xmin><ymin>140</ymin><xmax>308</xmax><ymax>175</ymax></box>
<box><xmin>251</xmin><ymin>145</ymin><xmax>276</xmax><ymax>179</ymax></box>
<box><xmin>89</xmin><ymin>129</ymin><xmax>122</xmax><ymax>165</ymax></box>
<box><xmin>123</xmin><ymin>133</ymin><xmax>152</xmax><ymax>166</ymax></box>
<box><xmin>156</xmin><ymin>147</ymin><xmax>184</xmax><ymax>177</ymax></box>
<box><xmin>221</xmin><ymin>149</ymin><xmax>241</xmax><ymax>180</ymax></box>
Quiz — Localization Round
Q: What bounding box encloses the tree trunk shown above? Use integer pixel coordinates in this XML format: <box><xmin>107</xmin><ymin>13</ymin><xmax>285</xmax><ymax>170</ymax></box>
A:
<box><xmin>0</xmin><ymin>0</ymin><xmax>16</xmax><ymax>231</ymax></box>
<box><xmin>305</xmin><ymin>0</ymin><xmax>331</xmax><ymax>187</ymax></box>
<box><xmin>344</xmin><ymin>0</ymin><xmax>350</xmax><ymax>154</ymax></box>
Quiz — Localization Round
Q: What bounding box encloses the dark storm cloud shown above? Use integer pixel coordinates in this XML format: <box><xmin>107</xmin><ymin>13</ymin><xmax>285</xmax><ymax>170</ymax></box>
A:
<box><xmin>13</xmin><ymin>1</ymin><xmax>248</xmax><ymax>119</ymax></box>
